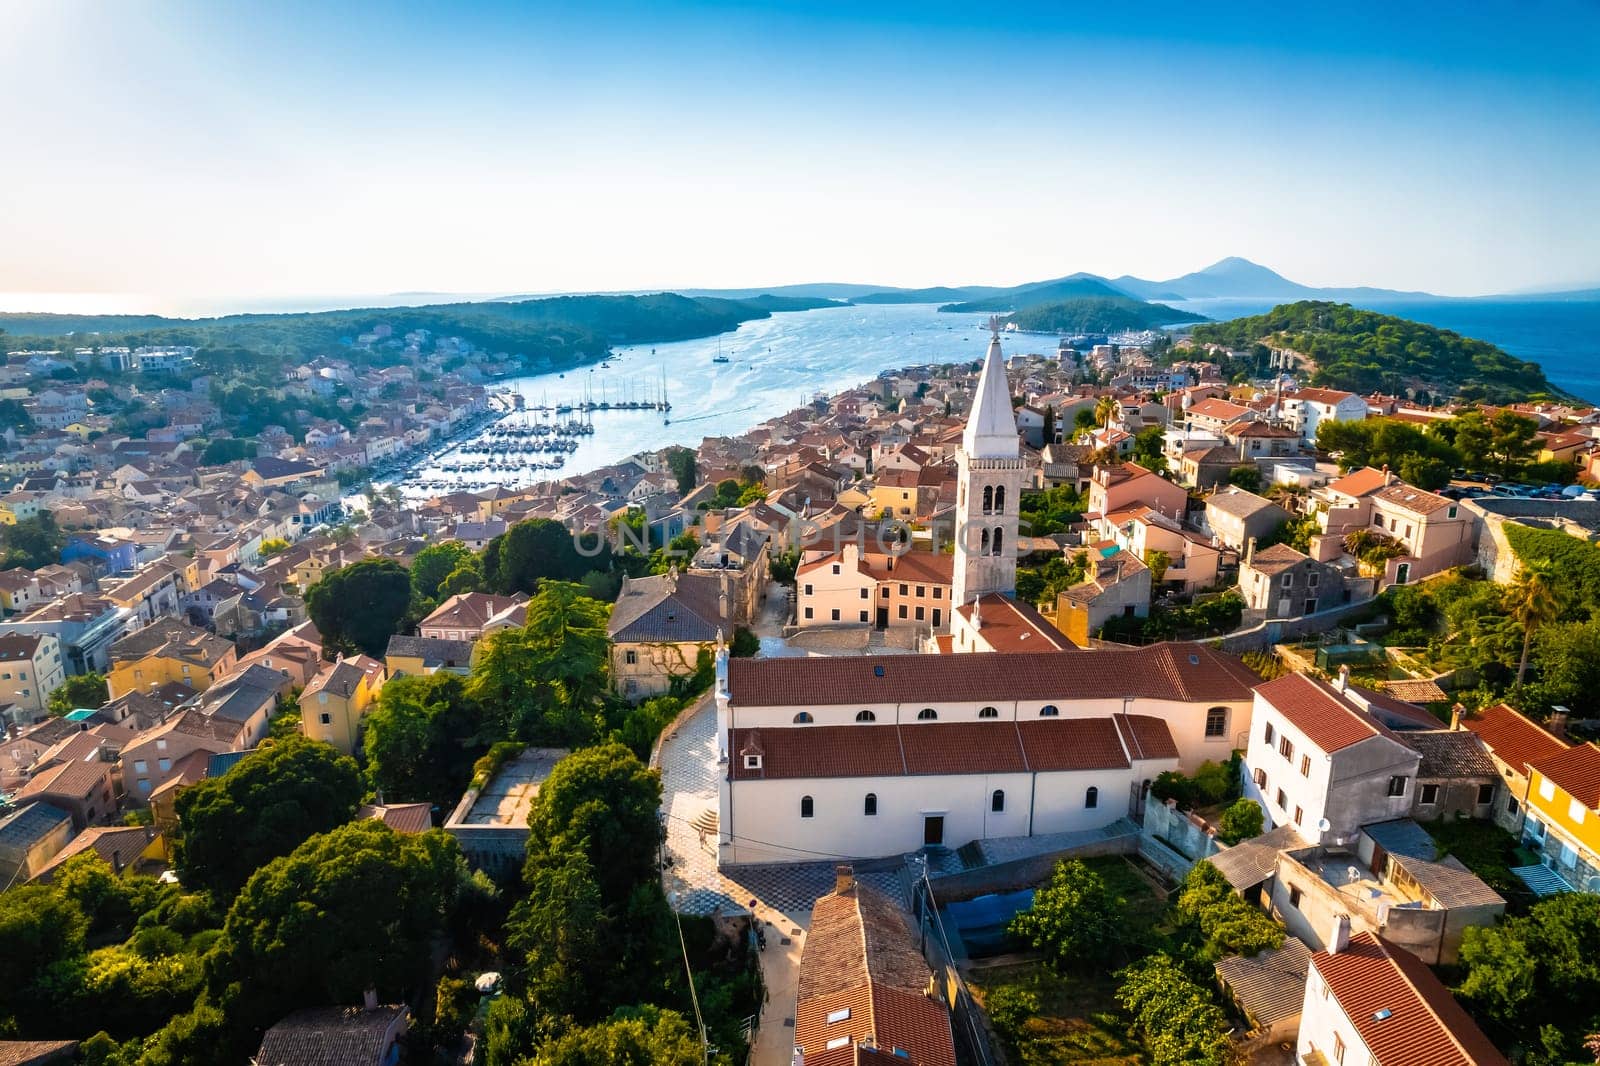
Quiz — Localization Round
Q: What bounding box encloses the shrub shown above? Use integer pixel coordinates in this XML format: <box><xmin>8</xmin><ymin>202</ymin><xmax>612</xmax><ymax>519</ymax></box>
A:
<box><xmin>1217</xmin><ymin>798</ymin><xmax>1264</xmax><ymax>845</ymax></box>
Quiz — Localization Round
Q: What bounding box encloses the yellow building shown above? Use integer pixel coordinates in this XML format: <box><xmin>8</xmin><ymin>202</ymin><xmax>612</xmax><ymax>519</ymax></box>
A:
<box><xmin>1525</xmin><ymin>741</ymin><xmax>1600</xmax><ymax>893</ymax></box>
<box><xmin>106</xmin><ymin>618</ymin><xmax>238</xmax><ymax>699</ymax></box>
<box><xmin>299</xmin><ymin>655</ymin><xmax>387</xmax><ymax>755</ymax></box>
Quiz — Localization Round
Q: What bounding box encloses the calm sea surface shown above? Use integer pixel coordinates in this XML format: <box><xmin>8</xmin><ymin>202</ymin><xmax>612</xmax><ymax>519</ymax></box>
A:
<box><xmin>396</xmin><ymin>297</ymin><xmax>1600</xmax><ymax>494</ymax></box>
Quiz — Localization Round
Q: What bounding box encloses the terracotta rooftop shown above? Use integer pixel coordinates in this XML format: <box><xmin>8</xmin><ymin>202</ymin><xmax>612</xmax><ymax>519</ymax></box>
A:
<box><xmin>1256</xmin><ymin>673</ymin><xmax>1399</xmax><ymax>753</ymax></box>
<box><xmin>954</xmin><ymin>593</ymin><xmax>1074</xmax><ymax>652</ymax></box>
<box><xmin>1327</xmin><ymin>466</ymin><xmax>1391</xmax><ymax>499</ymax></box>
<box><xmin>1245</xmin><ymin>543</ymin><xmax>1314</xmax><ymax>576</ymax></box>
<box><xmin>796</xmin><ymin>878</ymin><xmax>956</xmax><ymax>1066</ymax></box>
<box><xmin>358</xmin><ymin>802</ymin><xmax>433</xmax><ymax>834</ymax></box>
<box><xmin>730</xmin><ymin>714</ymin><xmax>1175</xmax><ymax>781</ymax></box>
<box><xmin>1291</xmin><ymin>386</ymin><xmax>1359</xmax><ymax>405</ymax></box>
<box><xmin>1311</xmin><ymin>932</ymin><xmax>1507</xmax><ymax>1066</ymax></box>
<box><xmin>1374</xmin><ymin>482</ymin><xmax>1455</xmax><ymax>516</ymax></box>
<box><xmin>728</xmin><ymin>642</ymin><xmax>1258</xmax><ymax>708</ymax></box>
<box><xmin>1530</xmin><ymin>741</ymin><xmax>1600</xmax><ymax>809</ymax></box>
<box><xmin>1463</xmin><ymin>703</ymin><xmax>1569</xmax><ymax>775</ymax></box>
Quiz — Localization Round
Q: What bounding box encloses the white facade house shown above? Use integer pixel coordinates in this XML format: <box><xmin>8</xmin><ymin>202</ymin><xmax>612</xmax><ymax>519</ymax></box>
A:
<box><xmin>1283</xmin><ymin>386</ymin><xmax>1370</xmax><ymax>444</ymax></box>
<box><xmin>1299</xmin><ymin>919</ymin><xmax>1508</xmax><ymax>1066</ymax></box>
<box><xmin>1245</xmin><ymin>671</ymin><xmax>1435</xmax><ymax>843</ymax></box>
<box><xmin>714</xmin><ymin>641</ymin><xmax>1258</xmax><ymax>865</ymax></box>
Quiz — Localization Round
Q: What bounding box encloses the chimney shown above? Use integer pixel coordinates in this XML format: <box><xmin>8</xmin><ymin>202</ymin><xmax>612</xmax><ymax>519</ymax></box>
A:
<box><xmin>362</xmin><ymin>987</ymin><xmax>379</xmax><ymax>1011</ymax></box>
<box><xmin>834</xmin><ymin>864</ymin><xmax>855</xmax><ymax>895</ymax></box>
<box><xmin>1450</xmin><ymin>703</ymin><xmax>1465</xmax><ymax>731</ymax></box>
<box><xmin>1244</xmin><ymin>537</ymin><xmax>1256</xmax><ymax>566</ymax></box>
<box><xmin>1329</xmin><ymin>913</ymin><xmax>1352</xmax><ymax>954</ymax></box>
<box><xmin>1336</xmin><ymin>665</ymin><xmax>1350</xmax><ymax>693</ymax></box>
<box><xmin>1549</xmin><ymin>706</ymin><xmax>1571</xmax><ymax>740</ymax></box>
<box><xmin>1382</xmin><ymin>464</ymin><xmax>1394</xmax><ymax>486</ymax></box>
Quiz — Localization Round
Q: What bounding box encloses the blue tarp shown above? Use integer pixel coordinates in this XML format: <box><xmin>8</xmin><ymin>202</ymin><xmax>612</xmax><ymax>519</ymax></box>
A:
<box><xmin>942</xmin><ymin>889</ymin><xmax>1035</xmax><ymax>956</ymax></box>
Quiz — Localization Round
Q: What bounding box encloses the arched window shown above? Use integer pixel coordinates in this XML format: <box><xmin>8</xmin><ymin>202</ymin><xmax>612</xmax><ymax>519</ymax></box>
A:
<box><xmin>980</xmin><ymin>528</ymin><xmax>990</xmax><ymax>553</ymax></box>
<box><xmin>978</xmin><ymin>706</ymin><xmax>1000</xmax><ymax>719</ymax></box>
<box><xmin>917</xmin><ymin>708</ymin><xmax>938</xmax><ymax>720</ymax></box>
<box><xmin>991</xmin><ymin>528</ymin><xmax>1004</xmax><ymax>556</ymax></box>
<box><xmin>855</xmin><ymin>709</ymin><xmax>877</xmax><ymax>723</ymax></box>
<box><xmin>982</xmin><ymin>485</ymin><xmax>994</xmax><ymax>514</ymax></box>
<box><xmin>801</xmin><ymin>796</ymin><xmax>814</xmax><ymax>818</ymax></box>
<box><xmin>994</xmin><ymin>485</ymin><xmax>1006</xmax><ymax>514</ymax></box>
<box><xmin>1085</xmin><ymin>786</ymin><xmax>1099</xmax><ymax>809</ymax></box>
<box><xmin>864</xmin><ymin>793</ymin><xmax>878</xmax><ymax>816</ymax></box>
<box><xmin>793</xmin><ymin>711</ymin><xmax>814</xmax><ymax>724</ymax></box>
<box><xmin>1039</xmin><ymin>705</ymin><xmax>1059</xmax><ymax>717</ymax></box>
<box><xmin>991</xmin><ymin>789</ymin><xmax>1006</xmax><ymax>812</ymax></box>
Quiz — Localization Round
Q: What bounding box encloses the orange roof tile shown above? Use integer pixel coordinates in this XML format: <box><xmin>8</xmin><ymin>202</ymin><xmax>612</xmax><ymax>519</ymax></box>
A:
<box><xmin>1463</xmin><ymin>703</ymin><xmax>1568</xmax><ymax>774</ymax></box>
<box><xmin>1312</xmin><ymin>932</ymin><xmax>1507</xmax><ymax>1066</ymax></box>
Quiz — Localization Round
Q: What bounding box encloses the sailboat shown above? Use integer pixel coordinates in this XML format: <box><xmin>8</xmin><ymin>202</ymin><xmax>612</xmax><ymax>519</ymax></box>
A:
<box><xmin>712</xmin><ymin>336</ymin><xmax>730</xmax><ymax>364</ymax></box>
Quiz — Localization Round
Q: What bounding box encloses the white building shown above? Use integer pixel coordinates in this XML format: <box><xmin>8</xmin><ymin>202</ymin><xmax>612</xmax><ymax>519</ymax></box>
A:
<box><xmin>1245</xmin><ymin>671</ymin><xmax>1439</xmax><ymax>842</ymax></box>
<box><xmin>1282</xmin><ymin>386</ymin><xmax>1369</xmax><ymax>444</ymax></box>
<box><xmin>1299</xmin><ymin>919</ymin><xmax>1508</xmax><ymax>1066</ymax></box>
<box><xmin>714</xmin><ymin>641</ymin><xmax>1258</xmax><ymax>865</ymax></box>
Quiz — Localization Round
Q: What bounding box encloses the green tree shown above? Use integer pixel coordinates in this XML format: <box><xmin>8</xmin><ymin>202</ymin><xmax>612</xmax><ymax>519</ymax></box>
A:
<box><xmin>437</xmin><ymin>561</ymin><xmax>485</xmax><ymax>597</ymax></box>
<box><xmin>470</xmin><ymin>582</ymin><xmax>610</xmax><ymax>743</ymax></box>
<box><xmin>172</xmin><ymin>735</ymin><xmax>363</xmax><ymax>897</ymax></box>
<box><xmin>1</xmin><ymin>510</ymin><xmax>66</xmax><ymax>569</ymax></box>
<box><xmin>1131</xmin><ymin>425</ymin><xmax>1168</xmax><ymax>474</ymax></box>
<box><xmin>198</xmin><ymin>821</ymin><xmax>464</xmax><ymax>1054</ymax></box>
<box><xmin>0</xmin><ymin>885</ymin><xmax>88</xmax><ymax>1036</ymax></box>
<box><xmin>48</xmin><ymin>672</ymin><xmax>109</xmax><ymax>716</ymax></box>
<box><xmin>1114</xmin><ymin>954</ymin><xmax>1232</xmax><ymax>1066</ymax></box>
<box><xmin>1457</xmin><ymin>892</ymin><xmax>1600</xmax><ymax>1064</ymax></box>
<box><xmin>364</xmin><ymin>672</ymin><xmax>487</xmax><ymax>812</ymax></box>
<box><xmin>256</xmin><ymin>538</ymin><xmax>288</xmax><ymax>558</ymax></box>
<box><xmin>1145</xmin><ymin>549</ymin><xmax>1171</xmax><ymax>586</ymax></box>
<box><xmin>1226</xmin><ymin>465</ymin><xmax>1262</xmax><ymax>492</ymax></box>
<box><xmin>1216</xmin><ymin>797</ymin><xmax>1264</xmax><ymax>846</ymax></box>
<box><xmin>304</xmin><ymin>558</ymin><xmax>412</xmax><ymax>657</ymax></box>
<box><xmin>532</xmin><ymin>1006</ymin><xmax>702</xmax><ymax>1066</ymax></box>
<box><xmin>483</xmin><ymin>518</ymin><xmax>588</xmax><ymax>594</ymax></box>
<box><xmin>665</xmin><ymin>447</ymin><xmax>698</xmax><ymax>498</ymax></box>
<box><xmin>1509</xmin><ymin>559</ymin><xmax>1564</xmax><ymax>689</ymax></box>
<box><xmin>1172</xmin><ymin>861</ymin><xmax>1283</xmax><ymax>961</ymax></box>
<box><xmin>410</xmin><ymin>540</ymin><xmax>476</xmax><ymax>603</ymax></box>
<box><xmin>524</xmin><ymin>742</ymin><xmax>663</xmax><ymax>907</ymax></box>
<box><xmin>1007</xmin><ymin>859</ymin><xmax>1124</xmax><ymax>970</ymax></box>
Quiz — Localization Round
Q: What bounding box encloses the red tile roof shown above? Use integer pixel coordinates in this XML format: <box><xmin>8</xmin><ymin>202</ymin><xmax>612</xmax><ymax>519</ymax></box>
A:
<box><xmin>727</xmin><ymin>642</ymin><xmax>1258</xmax><ymax>708</ymax></box>
<box><xmin>953</xmin><ymin>593</ymin><xmax>1074</xmax><ymax>653</ymax></box>
<box><xmin>731</xmin><ymin>716</ymin><xmax>1176</xmax><ymax>781</ymax></box>
<box><xmin>1327</xmin><ymin>466</ymin><xmax>1390</xmax><ymax>499</ymax></box>
<box><xmin>1530</xmin><ymin>741</ymin><xmax>1600</xmax><ymax>809</ymax></box>
<box><xmin>1312</xmin><ymin>932</ymin><xmax>1508</xmax><ymax>1066</ymax></box>
<box><xmin>1256</xmin><ymin>673</ymin><xmax>1394</xmax><ymax>753</ymax></box>
<box><xmin>1463</xmin><ymin>703</ymin><xmax>1569</xmax><ymax>775</ymax></box>
<box><xmin>797</xmin><ymin>880</ymin><xmax>956</xmax><ymax>1066</ymax></box>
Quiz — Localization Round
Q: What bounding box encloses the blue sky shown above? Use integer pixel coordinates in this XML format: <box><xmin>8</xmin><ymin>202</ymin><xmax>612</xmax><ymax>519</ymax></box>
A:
<box><xmin>1</xmin><ymin>0</ymin><xmax>1596</xmax><ymax>311</ymax></box>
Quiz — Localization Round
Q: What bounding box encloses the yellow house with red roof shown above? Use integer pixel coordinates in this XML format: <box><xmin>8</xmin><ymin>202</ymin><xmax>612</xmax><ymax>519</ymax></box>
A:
<box><xmin>1524</xmin><ymin>740</ymin><xmax>1600</xmax><ymax>893</ymax></box>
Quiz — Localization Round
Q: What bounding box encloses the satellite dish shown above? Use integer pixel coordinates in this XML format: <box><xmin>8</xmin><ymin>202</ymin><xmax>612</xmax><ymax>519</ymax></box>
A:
<box><xmin>1317</xmin><ymin>818</ymin><xmax>1332</xmax><ymax>833</ymax></box>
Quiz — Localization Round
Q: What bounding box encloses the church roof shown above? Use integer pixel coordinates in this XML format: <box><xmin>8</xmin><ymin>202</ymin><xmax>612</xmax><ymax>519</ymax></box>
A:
<box><xmin>961</xmin><ymin>327</ymin><xmax>1019</xmax><ymax>458</ymax></box>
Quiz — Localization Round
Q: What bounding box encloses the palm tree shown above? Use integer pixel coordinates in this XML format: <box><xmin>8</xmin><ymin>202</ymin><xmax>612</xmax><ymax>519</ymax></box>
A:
<box><xmin>1094</xmin><ymin>394</ymin><xmax>1120</xmax><ymax>431</ymax></box>
<box><xmin>1510</xmin><ymin>559</ymin><xmax>1564</xmax><ymax>688</ymax></box>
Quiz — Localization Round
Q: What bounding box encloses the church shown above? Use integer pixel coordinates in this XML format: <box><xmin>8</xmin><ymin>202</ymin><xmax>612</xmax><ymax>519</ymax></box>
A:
<box><xmin>714</xmin><ymin>325</ymin><xmax>1262</xmax><ymax>865</ymax></box>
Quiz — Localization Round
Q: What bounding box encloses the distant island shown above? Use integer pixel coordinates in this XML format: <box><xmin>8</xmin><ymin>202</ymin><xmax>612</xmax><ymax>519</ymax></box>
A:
<box><xmin>0</xmin><ymin>292</ymin><xmax>841</xmax><ymax>372</ymax></box>
<box><xmin>1187</xmin><ymin>300</ymin><xmax>1561</xmax><ymax>402</ymax></box>
<box><xmin>1000</xmin><ymin>295</ymin><xmax>1204</xmax><ymax>333</ymax></box>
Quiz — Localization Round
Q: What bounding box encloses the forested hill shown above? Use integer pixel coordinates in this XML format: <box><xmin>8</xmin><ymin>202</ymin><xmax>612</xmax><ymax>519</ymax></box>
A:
<box><xmin>1187</xmin><ymin>301</ymin><xmax>1560</xmax><ymax>401</ymax></box>
<box><xmin>0</xmin><ymin>292</ymin><xmax>840</xmax><ymax>367</ymax></box>
<box><xmin>1004</xmin><ymin>295</ymin><xmax>1204</xmax><ymax>333</ymax></box>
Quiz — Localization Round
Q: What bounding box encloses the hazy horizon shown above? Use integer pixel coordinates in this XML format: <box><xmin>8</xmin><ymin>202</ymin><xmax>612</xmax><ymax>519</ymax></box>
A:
<box><xmin>4</xmin><ymin>0</ymin><xmax>1597</xmax><ymax>310</ymax></box>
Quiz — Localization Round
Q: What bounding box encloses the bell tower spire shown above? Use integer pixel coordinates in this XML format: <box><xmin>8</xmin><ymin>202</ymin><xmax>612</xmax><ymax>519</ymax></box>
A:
<box><xmin>952</xmin><ymin>318</ymin><xmax>1024</xmax><ymax>608</ymax></box>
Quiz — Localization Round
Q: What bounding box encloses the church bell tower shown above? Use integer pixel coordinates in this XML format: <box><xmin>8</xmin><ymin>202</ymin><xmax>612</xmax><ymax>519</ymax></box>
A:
<box><xmin>952</xmin><ymin>317</ymin><xmax>1025</xmax><ymax>607</ymax></box>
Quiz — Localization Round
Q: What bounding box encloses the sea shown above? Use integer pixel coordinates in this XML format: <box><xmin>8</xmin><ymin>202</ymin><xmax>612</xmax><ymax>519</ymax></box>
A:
<box><xmin>395</xmin><ymin>296</ymin><xmax>1600</xmax><ymax>495</ymax></box>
